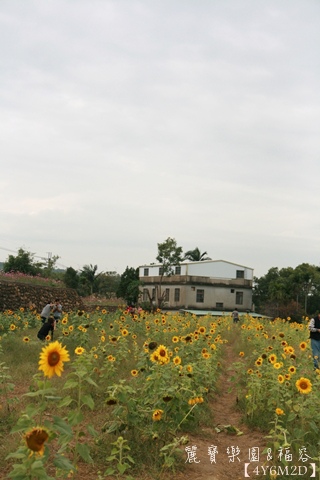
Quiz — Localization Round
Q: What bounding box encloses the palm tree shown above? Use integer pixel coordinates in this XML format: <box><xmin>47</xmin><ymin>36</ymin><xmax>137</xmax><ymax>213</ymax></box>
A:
<box><xmin>80</xmin><ymin>264</ymin><xmax>102</xmax><ymax>295</ymax></box>
<box><xmin>183</xmin><ymin>247</ymin><xmax>211</xmax><ymax>262</ymax></box>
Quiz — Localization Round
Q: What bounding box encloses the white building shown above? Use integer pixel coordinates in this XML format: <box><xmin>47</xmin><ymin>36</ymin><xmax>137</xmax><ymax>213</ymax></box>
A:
<box><xmin>138</xmin><ymin>259</ymin><xmax>253</xmax><ymax>311</ymax></box>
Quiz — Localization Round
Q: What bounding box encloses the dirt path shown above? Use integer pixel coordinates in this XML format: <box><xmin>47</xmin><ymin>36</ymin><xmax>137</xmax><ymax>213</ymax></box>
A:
<box><xmin>66</xmin><ymin>340</ymin><xmax>268</xmax><ymax>480</ymax></box>
<box><xmin>171</xmin><ymin>342</ymin><xmax>267</xmax><ymax>480</ymax></box>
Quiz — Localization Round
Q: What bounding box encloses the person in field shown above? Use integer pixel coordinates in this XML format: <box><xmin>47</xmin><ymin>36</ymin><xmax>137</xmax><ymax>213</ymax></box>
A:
<box><xmin>37</xmin><ymin>317</ymin><xmax>55</xmax><ymax>341</ymax></box>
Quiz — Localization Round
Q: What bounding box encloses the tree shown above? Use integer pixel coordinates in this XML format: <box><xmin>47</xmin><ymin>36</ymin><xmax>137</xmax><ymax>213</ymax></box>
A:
<box><xmin>183</xmin><ymin>247</ymin><xmax>211</xmax><ymax>261</ymax></box>
<box><xmin>64</xmin><ymin>267</ymin><xmax>80</xmax><ymax>290</ymax></box>
<box><xmin>117</xmin><ymin>267</ymin><xmax>141</xmax><ymax>305</ymax></box>
<box><xmin>79</xmin><ymin>264</ymin><xmax>102</xmax><ymax>296</ymax></box>
<box><xmin>154</xmin><ymin>237</ymin><xmax>183</xmax><ymax>308</ymax></box>
<box><xmin>253</xmin><ymin>263</ymin><xmax>320</xmax><ymax>319</ymax></box>
<box><xmin>41</xmin><ymin>254</ymin><xmax>60</xmax><ymax>278</ymax></box>
<box><xmin>96</xmin><ymin>271</ymin><xmax>121</xmax><ymax>299</ymax></box>
<box><xmin>3</xmin><ymin>248</ymin><xmax>41</xmax><ymax>276</ymax></box>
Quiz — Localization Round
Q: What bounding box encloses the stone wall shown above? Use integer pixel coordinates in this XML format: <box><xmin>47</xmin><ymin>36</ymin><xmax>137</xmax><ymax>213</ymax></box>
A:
<box><xmin>0</xmin><ymin>281</ymin><xmax>84</xmax><ymax>313</ymax></box>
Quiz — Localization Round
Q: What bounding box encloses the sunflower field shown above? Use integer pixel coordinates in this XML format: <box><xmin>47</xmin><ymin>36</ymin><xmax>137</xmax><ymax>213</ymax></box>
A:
<box><xmin>0</xmin><ymin>307</ymin><xmax>319</xmax><ymax>479</ymax></box>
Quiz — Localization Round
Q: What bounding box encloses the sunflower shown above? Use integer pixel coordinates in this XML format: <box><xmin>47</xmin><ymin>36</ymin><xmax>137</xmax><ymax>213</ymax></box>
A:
<box><xmin>188</xmin><ymin>397</ymin><xmax>204</xmax><ymax>405</ymax></box>
<box><xmin>152</xmin><ymin>409</ymin><xmax>164</xmax><ymax>421</ymax></box>
<box><xmin>97</xmin><ymin>318</ymin><xmax>102</xmax><ymax>323</ymax></box>
<box><xmin>61</xmin><ymin>318</ymin><xmax>68</xmax><ymax>325</ymax></box>
<box><xmin>101</xmin><ymin>309</ymin><xmax>107</xmax><ymax>314</ymax></box>
<box><xmin>199</xmin><ymin>326</ymin><xmax>206</xmax><ymax>334</ymax></box>
<box><xmin>186</xmin><ymin>365</ymin><xmax>193</xmax><ymax>373</ymax></box>
<box><xmin>288</xmin><ymin>365</ymin><xmax>296</xmax><ymax>374</ymax></box>
<box><xmin>75</xmin><ymin>346</ymin><xmax>85</xmax><ymax>355</ymax></box>
<box><xmin>100</xmin><ymin>335</ymin><xmax>106</xmax><ymax>342</ymax></box>
<box><xmin>275</xmin><ymin>408</ymin><xmax>284</xmax><ymax>416</ymax></box>
<box><xmin>299</xmin><ymin>341</ymin><xmax>307</xmax><ymax>351</ymax></box>
<box><xmin>278</xmin><ymin>374</ymin><xmax>285</xmax><ymax>384</ymax></box>
<box><xmin>25</xmin><ymin>427</ymin><xmax>49</xmax><ymax>455</ymax></box>
<box><xmin>255</xmin><ymin>357</ymin><xmax>263</xmax><ymax>367</ymax></box>
<box><xmin>23</xmin><ymin>336</ymin><xmax>30</xmax><ymax>343</ymax></box>
<box><xmin>173</xmin><ymin>356</ymin><xmax>182</xmax><ymax>365</ymax></box>
<box><xmin>154</xmin><ymin>345</ymin><xmax>170</xmax><ymax>364</ymax></box>
<box><xmin>284</xmin><ymin>346</ymin><xmax>294</xmax><ymax>355</ymax></box>
<box><xmin>38</xmin><ymin>341</ymin><xmax>70</xmax><ymax>378</ymax></box>
<box><xmin>107</xmin><ymin>355</ymin><xmax>116</xmax><ymax>362</ymax></box>
<box><xmin>202</xmin><ymin>352</ymin><xmax>211</xmax><ymax>359</ymax></box>
<box><xmin>68</xmin><ymin>325</ymin><xmax>74</xmax><ymax>332</ymax></box>
<box><xmin>9</xmin><ymin>324</ymin><xmax>16</xmax><ymax>331</ymax></box>
<box><xmin>295</xmin><ymin>377</ymin><xmax>312</xmax><ymax>394</ymax></box>
<box><xmin>172</xmin><ymin>336</ymin><xmax>179</xmax><ymax>343</ymax></box>
<box><xmin>273</xmin><ymin>362</ymin><xmax>281</xmax><ymax>370</ymax></box>
<box><xmin>131</xmin><ymin>369</ymin><xmax>139</xmax><ymax>377</ymax></box>
<box><xmin>122</xmin><ymin>329</ymin><xmax>129</xmax><ymax>336</ymax></box>
<box><xmin>239</xmin><ymin>352</ymin><xmax>245</xmax><ymax>357</ymax></box>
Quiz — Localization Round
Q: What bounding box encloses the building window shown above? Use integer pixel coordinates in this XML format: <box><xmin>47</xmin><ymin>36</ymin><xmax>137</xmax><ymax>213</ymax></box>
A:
<box><xmin>174</xmin><ymin>288</ymin><xmax>180</xmax><ymax>302</ymax></box>
<box><xmin>164</xmin><ymin>288</ymin><xmax>170</xmax><ymax>302</ymax></box>
<box><xmin>216</xmin><ymin>302</ymin><xmax>223</xmax><ymax>309</ymax></box>
<box><xmin>143</xmin><ymin>288</ymin><xmax>149</xmax><ymax>302</ymax></box>
<box><xmin>144</xmin><ymin>268</ymin><xmax>149</xmax><ymax>276</ymax></box>
<box><xmin>196</xmin><ymin>289</ymin><xmax>204</xmax><ymax>303</ymax></box>
<box><xmin>159</xmin><ymin>267</ymin><xmax>163</xmax><ymax>276</ymax></box>
<box><xmin>236</xmin><ymin>270</ymin><xmax>244</xmax><ymax>279</ymax></box>
<box><xmin>230</xmin><ymin>289</ymin><xmax>234</xmax><ymax>293</ymax></box>
<box><xmin>175</xmin><ymin>266</ymin><xmax>181</xmax><ymax>275</ymax></box>
<box><xmin>236</xmin><ymin>291</ymin><xmax>243</xmax><ymax>305</ymax></box>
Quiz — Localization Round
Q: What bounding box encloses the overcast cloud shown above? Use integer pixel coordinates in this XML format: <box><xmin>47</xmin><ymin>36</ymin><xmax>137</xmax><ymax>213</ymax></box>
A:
<box><xmin>1</xmin><ymin>0</ymin><xmax>319</xmax><ymax>277</ymax></box>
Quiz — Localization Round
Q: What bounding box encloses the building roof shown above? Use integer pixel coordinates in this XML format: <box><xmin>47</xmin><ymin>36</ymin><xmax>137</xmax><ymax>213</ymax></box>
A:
<box><xmin>140</xmin><ymin>259</ymin><xmax>253</xmax><ymax>270</ymax></box>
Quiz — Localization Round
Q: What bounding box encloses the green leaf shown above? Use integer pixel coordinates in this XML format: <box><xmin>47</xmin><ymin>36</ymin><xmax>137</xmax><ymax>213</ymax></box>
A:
<box><xmin>84</xmin><ymin>376</ymin><xmax>98</xmax><ymax>387</ymax></box>
<box><xmin>63</xmin><ymin>379</ymin><xmax>79</xmax><ymax>389</ymax></box>
<box><xmin>117</xmin><ymin>462</ymin><xmax>129</xmax><ymax>474</ymax></box>
<box><xmin>52</xmin><ymin>416</ymin><xmax>73</xmax><ymax>436</ymax></box>
<box><xmin>31</xmin><ymin>460</ymin><xmax>45</xmax><ymax>470</ymax></box>
<box><xmin>82</xmin><ymin>394</ymin><xmax>94</xmax><ymax>410</ymax></box>
<box><xmin>75</xmin><ymin>443</ymin><xmax>93</xmax><ymax>463</ymax></box>
<box><xmin>58</xmin><ymin>395</ymin><xmax>74</xmax><ymax>407</ymax></box>
<box><xmin>87</xmin><ymin>424</ymin><xmax>99</xmax><ymax>438</ymax></box>
<box><xmin>54</xmin><ymin>454</ymin><xmax>75</xmax><ymax>471</ymax></box>
<box><xmin>68</xmin><ymin>410</ymin><xmax>84</xmax><ymax>426</ymax></box>
<box><xmin>106</xmin><ymin>455</ymin><xmax>117</xmax><ymax>462</ymax></box>
<box><xmin>104</xmin><ymin>467</ymin><xmax>115</xmax><ymax>475</ymax></box>
<box><xmin>6</xmin><ymin>452</ymin><xmax>27</xmax><ymax>460</ymax></box>
<box><xmin>45</xmin><ymin>395</ymin><xmax>62</xmax><ymax>401</ymax></box>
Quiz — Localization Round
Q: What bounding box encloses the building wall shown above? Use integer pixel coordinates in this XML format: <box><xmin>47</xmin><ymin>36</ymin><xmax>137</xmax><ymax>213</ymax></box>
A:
<box><xmin>141</xmin><ymin>281</ymin><xmax>252</xmax><ymax>311</ymax></box>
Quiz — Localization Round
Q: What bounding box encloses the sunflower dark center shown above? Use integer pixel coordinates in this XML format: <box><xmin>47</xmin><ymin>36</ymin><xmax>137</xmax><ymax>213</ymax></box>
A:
<box><xmin>48</xmin><ymin>351</ymin><xmax>60</xmax><ymax>366</ymax></box>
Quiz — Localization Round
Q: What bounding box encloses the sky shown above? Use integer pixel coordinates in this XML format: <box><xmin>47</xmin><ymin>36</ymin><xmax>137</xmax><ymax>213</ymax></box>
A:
<box><xmin>1</xmin><ymin>0</ymin><xmax>320</xmax><ymax>278</ymax></box>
